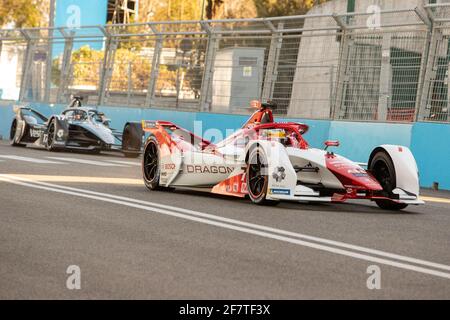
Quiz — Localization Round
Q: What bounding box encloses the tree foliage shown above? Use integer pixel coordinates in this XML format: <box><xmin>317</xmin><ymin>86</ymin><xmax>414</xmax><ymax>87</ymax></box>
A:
<box><xmin>137</xmin><ymin>0</ymin><xmax>329</xmax><ymax>22</ymax></box>
<box><xmin>0</xmin><ymin>0</ymin><xmax>48</xmax><ymax>28</ymax></box>
<box><xmin>53</xmin><ymin>45</ymin><xmax>152</xmax><ymax>91</ymax></box>
<box><xmin>254</xmin><ymin>0</ymin><xmax>329</xmax><ymax>17</ymax></box>
<box><xmin>137</xmin><ymin>0</ymin><xmax>204</xmax><ymax>22</ymax></box>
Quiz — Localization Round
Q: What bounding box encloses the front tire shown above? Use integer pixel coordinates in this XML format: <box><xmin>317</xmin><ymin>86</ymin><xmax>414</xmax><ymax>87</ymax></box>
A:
<box><xmin>370</xmin><ymin>151</ymin><xmax>408</xmax><ymax>211</ymax></box>
<box><xmin>246</xmin><ymin>147</ymin><xmax>279</xmax><ymax>206</ymax></box>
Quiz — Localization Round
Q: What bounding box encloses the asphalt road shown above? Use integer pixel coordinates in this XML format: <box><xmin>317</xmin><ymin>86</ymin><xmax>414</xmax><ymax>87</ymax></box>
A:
<box><xmin>0</xmin><ymin>140</ymin><xmax>449</xmax><ymax>299</ymax></box>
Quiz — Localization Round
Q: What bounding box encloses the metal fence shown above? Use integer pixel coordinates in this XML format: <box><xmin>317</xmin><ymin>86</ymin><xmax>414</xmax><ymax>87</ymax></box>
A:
<box><xmin>0</xmin><ymin>3</ymin><xmax>450</xmax><ymax>123</ymax></box>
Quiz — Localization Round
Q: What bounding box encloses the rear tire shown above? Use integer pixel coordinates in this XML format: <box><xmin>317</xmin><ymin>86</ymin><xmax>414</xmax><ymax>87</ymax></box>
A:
<box><xmin>143</xmin><ymin>137</ymin><xmax>164</xmax><ymax>191</ymax></box>
<box><xmin>9</xmin><ymin>119</ymin><xmax>26</xmax><ymax>147</ymax></box>
<box><xmin>246</xmin><ymin>147</ymin><xmax>279</xmax><ymax>206</ymax></box>
<box><xmin>122</xmin><ymin>124</ymin><xmax>141</xmax><ymax>158</ymax></box>
<box><xmin>370</xmin><ymin>151</ymin><xmax>408</xmax><ymax>211</ymax></box>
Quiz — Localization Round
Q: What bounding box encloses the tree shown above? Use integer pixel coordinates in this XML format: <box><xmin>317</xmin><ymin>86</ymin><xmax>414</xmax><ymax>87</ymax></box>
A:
<box><xmin>253</xmin><ymin>0</ymin><xmax>328</xmax><ymax>17</ymax></box>
<box><xmin>0</xmin><ymin>0</ymin><xmax>49</xmax><ymax>28</ymax></box>
<box><xmin>137</xmin><ymin>0</ymin><xmax>203</xmax><ymax>22</ymax></box>
<box><xmin>205</xmin><ymin>0</ymin><xmax>223</xmax><ymax>20</ymax></box>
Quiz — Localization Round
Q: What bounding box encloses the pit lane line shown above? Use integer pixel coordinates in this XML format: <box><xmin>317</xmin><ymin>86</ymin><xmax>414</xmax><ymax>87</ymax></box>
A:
<box><xmin>1</xmin><ymin>174</ymin><xmax>450</xmax><ymax>280</ymax></box>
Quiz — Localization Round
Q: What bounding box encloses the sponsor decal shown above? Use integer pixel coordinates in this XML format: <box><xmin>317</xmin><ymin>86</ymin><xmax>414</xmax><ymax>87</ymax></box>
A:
<box><xmin>57</xmin><ymin>129</ymin><xmax>64</xmax><ymax>138</ymax></box>
<box><xmin>186</xmin><ymin>165</ymin><xmax>234</xmax><ymax>174</ymax></box>
<box><xmin>272</xmin><ymin>167</ymin><xmax>286</xmax><ymax>183</ymax></box>
<box><xmin>30</xmin><ymin>129</ymin><xmax>42</xmax><ymax>138</ymax></box>
<box><xmin>348</xmin><ymin>168</ymin><xmax>369</xmax><ymax>178</ymax></box>
<box><xmin>164</xmin><ymin>163</ymin><xmax>176</xmax><ymax>170</ymax></box>
<box><xmin>270</xmin><ymin>188</ymin><xmax>291</xmax><ymax>196</ymax></box>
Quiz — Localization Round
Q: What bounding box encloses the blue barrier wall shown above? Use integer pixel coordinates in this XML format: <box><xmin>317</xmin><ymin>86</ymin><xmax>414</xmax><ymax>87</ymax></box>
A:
<box><xmin>411</xmin><ymin>122</ymin><xmax>450</xmax><ymax>190</ymax></box>
<box><xmin>0</xmin><ymin>102</ymin><xmax>448</xmax><ymax>190</ymax></box>
<box><xmin>328</xmin><ymin>121</ymin><xmax>413</xmax><ymax>163</ymax></box>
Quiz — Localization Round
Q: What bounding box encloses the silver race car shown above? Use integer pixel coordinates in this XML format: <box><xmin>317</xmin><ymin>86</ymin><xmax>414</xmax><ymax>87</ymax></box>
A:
<box><xmin>9</xmin><ymin>97</ymin><xmax>143</xmax><ymax>157</ymax></box>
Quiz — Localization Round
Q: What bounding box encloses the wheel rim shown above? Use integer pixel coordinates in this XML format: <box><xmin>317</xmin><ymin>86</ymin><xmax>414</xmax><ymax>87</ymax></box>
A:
<box><xmin>144</xmin><ymin>142</ymin><xmax>158</xmax><ymax>182</ymax></box>
<box><xmin>47</xmin><ymin>123</ymin><xmax>55</xmax><ymax>147</ymax></box>
<box><xmin>10</xmin><ymin>121</ymin><xmax>17</xmax><ymax>141</ymax></box>
<box><xmin>374</xmin><ymin>161</ymin><xmax>394</xmax><ymax>192</ymax></box>
<box><xmin>248</xmin><ymin>152</ymin><xmax>267</xmax><ymax>198</ymax></box>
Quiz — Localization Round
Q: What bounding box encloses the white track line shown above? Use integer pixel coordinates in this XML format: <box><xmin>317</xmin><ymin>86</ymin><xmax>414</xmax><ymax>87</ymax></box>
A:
<box><xmin>104</xmin><ymin>160</ymin><xmax>141</xmax><ymax>166</ymax></box>
<box><xmin>5</xmin><ymin>174</ymin><xmax>450</xmax><ymax>272</ymax></box>
<box><xmin>0</xmin><ymin>155</ymin><xmax>64</xmax><ymax>164</ymax></box>
<box><xmin>1</xmin><ymin>174</ymin><xmax>450</xmax><ymax>280</ymax></box>
<box><xmin>46</xmin><ymin>157</ymin><xmax>127</xmax><ymax>167</ymax></box>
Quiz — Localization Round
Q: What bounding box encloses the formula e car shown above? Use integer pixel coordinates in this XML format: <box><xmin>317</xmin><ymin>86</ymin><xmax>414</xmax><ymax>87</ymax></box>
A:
<box><xmin>141</xmin><ymin>101</ymin><xmax>424</xmax><ymax>210</ymax></box>
<box><xmin>10</xmin><ymin>97</ymin><xmax>143</xmax><ymax>157</ymax></box>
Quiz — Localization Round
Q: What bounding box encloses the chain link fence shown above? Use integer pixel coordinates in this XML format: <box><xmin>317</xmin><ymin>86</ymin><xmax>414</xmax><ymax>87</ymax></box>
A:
<box><xmin>1</xmin><ymin>3</ymin><xmax>450</xmax><ymax>124</ymax></box>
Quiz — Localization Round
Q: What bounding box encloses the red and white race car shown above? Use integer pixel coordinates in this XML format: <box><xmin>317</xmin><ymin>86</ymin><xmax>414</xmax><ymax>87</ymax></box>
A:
<box><xmin>141</xmin><ymin>101</ymin><xmax>424</xmax><ymax>210</ymax></box>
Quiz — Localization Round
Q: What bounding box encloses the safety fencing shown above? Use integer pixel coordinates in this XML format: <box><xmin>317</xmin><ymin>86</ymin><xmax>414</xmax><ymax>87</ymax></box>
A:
<box><xmin>0</xmin><ymin>3</ymin><xmax>449</xmax><ymax>123</ymax></box>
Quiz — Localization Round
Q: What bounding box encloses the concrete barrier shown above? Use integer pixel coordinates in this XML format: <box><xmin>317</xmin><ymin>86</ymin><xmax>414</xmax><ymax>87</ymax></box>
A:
<box><xmin>1</xmin><ymin>101</ymin><xmax>448</xmax><ymax>190</ymax></box>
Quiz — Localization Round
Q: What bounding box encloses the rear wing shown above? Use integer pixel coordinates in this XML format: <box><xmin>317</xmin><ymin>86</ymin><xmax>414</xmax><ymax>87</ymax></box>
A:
<box><xmin>141</xmin><ymin>120</ymin><xmax>215</xmax><ymax>149</ymax></box>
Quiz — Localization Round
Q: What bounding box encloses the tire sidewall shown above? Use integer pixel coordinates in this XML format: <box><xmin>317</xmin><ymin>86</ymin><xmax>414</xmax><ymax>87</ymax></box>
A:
<box><xmin>9</xmin><ymin>119</ymin><xmax>19</xmax><ymax>146</ymax></box>
<box><xmin>46</xmin><ymin>120</ymin><xmax>57</xmax><ymax>151</ymax></box>
<box><xmin>370</xmin><ymin>151</ymin><xmax>408</xmax><ymax>210</ymax></box>
<box><xmin>370</xmin><ymin>152</ymin><xmax>397</xmax><ymax>194</ymax></box>
<box><xmin>246</xmin><ymin>147</ymin><xmax>270</xmax><ymax>204</ymax></box>
<box><xmin>142</xmin><ymin>136</ymin><xmax>161</xmax><ymax>190</ymax></box>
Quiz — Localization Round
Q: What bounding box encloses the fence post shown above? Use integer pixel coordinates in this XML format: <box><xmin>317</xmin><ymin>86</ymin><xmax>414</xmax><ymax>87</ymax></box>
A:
<box><xmin>98</xmin><ymin>30</ymin><xmax>117</xmax><ymax>106</ymax></box>
<box><xmin>262</xmin><ymin>21</ymin><xmax>283</xmax><ymax>103</ymax></box>
<box><xmin>199</xmin><ymin>22</ymin><xmax>218</xmax><ymax>112</ymax></box>
<box><xmin>19</xmin><ymin>31</ymin><xmax>35</xmax><ymax>102</ymax></box>
<box><xmin>145</xmin><ymin>25</ymin><xmax>163</xmax><ymax>108</ymax></box>
<box><xmin>413</xmin><ymin>8</ymin><xmax>433</xmax><ymax>122</ymax></box>
<box><xmin>377</xmin><ymin>34</ymin><xmax>392</xmax><ymax>121</ymax></box>
<box><xmin>332</xmin><ymin>14</ymin><xmax>349</xmax><ymax>120</ymax></box>
<box><xmin>127</xmin><ymin>61</ymin><xmax>132</xmax><ymax>105</ymax></box>
<box><xmin>44</xmin><ymin>37</ymin><xmax>53</xmax><ymax>103</ymax></box>
<box><xmin>418</xmin><ymin>27</ymin><xmax>442</xmax><ymax>121</ymax></box>
<box><xmin>57</xmin><ymin>29</ymin><xmax>74</xmax><ymax>104</ymax></box>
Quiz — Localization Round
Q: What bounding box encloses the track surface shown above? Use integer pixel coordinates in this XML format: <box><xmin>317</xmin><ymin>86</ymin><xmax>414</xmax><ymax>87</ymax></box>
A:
<box><xmin>0</xmin><ymin>141</ymin><xmax>449</xmax><ymax>299</ymax></box>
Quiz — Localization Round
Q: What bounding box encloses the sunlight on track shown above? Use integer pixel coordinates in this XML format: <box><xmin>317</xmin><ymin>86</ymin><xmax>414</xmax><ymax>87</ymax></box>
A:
<box><xmin>420</xmin><ymin>196</ymin><xmax>450</xmax><ymax>204</ymax></box>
